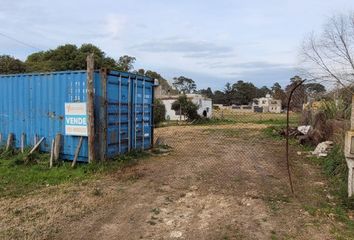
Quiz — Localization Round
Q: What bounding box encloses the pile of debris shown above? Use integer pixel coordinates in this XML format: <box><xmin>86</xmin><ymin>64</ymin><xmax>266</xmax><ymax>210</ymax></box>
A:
<box><xmin>280</xmin><ymin>112</ymin><xmax>335</xmax><ymax>157</ymax></box>
<box><xmin>311</xmin><ymin>141</ymin><xmax>333</xmax><ymax>157</ymax></box>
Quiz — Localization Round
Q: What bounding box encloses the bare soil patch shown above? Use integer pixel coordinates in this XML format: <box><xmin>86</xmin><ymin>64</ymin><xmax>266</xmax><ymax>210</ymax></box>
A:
<box><xmin>0</xmin><ymin>124</ymin><xmax>348</xmax><ymax>239</ymax></box>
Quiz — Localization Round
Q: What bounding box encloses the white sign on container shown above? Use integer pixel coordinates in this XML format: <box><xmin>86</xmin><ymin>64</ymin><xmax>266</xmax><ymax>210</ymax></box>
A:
<box><xmin>65</xmin><ymin>102</ymin><xmax>88</xmax><ymax>136</ymax></box>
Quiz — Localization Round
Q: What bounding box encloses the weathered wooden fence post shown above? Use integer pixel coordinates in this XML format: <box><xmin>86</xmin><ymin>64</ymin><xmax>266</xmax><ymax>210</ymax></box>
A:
<box><xmin>72</xmin><ymin>136</ymin><xmax>83</xmax><ymax>168</ymax></box>
<box><xmin>6</xmin><ymin>133</ymin><xmax>14</xmax><ymax>151</ymax></box>
<box><xmin>21</xmin><ymin>133</ymin><xmax>26</xmax><ymax>153</ymax></box>
<box><xmin>54</xmin><ymin>133</ymin><xmax>62</xmax><ymax>163</ymax></box>
<box><xmin>345</xmin><ymin>95</ymin><xmax>354</xmax><ymax>197</ymax></box>
<box><xmin>87</xmin><ymin>54</ymin><xmax>95</xmax><ymax>163</ymax></box>
<box><xmin>99</xmin><ymin>68</ymin><xmax>107</xmax><ymax>161</ymax></box>
<box><xmin>50</xmin><ymin>139</ymin><xmax>55</xmax><ymax>168</ymax></box>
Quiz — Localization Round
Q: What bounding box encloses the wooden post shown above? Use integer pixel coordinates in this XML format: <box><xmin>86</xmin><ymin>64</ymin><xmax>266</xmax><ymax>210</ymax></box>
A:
<box><xmin>99</xmin><ymin>68</ymin><xmax>107</xmax><ymax>161</ymax></box>
<box><xmin>21</xmin><ymin>133</ymin><xmax>26</xmax><ymax>153</ymax></box>
<box><xmin>87</xmin><ymin>53</ymin><xmax>95</xmax><ymax>163</ymax></box>
<box><xmin>6</xmin><ymin>133</ymin><xmax>14</xmax><ymax>151</ymax></box>
<box><xmin>0</xmin><ymin>133</ymin><xmax>2</xmax><ymax>145</ymax></box>
<box><xmin>28</xmin><ymin>137</ymin><xmax>44</xmax><ymax>155</ymax></box>
<box><xmin>72</xmin><ymin>137</ymin><xmax>83</xmax><ymax>168</ymax></box>
<box><xmin>351</xmin><ymin>95</ymin><xmax>354</xmax><ymax>130</ymax></box>
<box><xmin>54</xmin><ymin>134</ymin><xmax>62</xmax><ymax>162</ymax></box>
<box><xmin>34</xmin><ymin>134</ymin><xmax>38</xmax><ymax>146</ymax></box>
<box><xmin>50</xmin><ymin>139</ymin><xmax>55</xmax><ymax>168</ymax></box>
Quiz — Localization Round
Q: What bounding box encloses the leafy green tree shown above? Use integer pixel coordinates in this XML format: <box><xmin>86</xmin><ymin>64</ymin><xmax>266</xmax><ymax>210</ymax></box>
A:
<box><xmin>224</xmin><ymin>82</ymin><xmax>233</xmax><ymax>105</ymax></box>
<box><xmin>271</xmin><ymin>82</ymin><xmax>287</xmax><ymax>107</ymax></box>
<box><xmin>25</xmin><ymin>44</ymin><xmax>118</xmax><ymax>72</ymax></box>
<box><xmin>213</xmin><ymin>90</ymin><xmax>226</xmax><ymax>105</ymax></box>
<box><xmin>172</xmin><ymin>76</ymin><xmax>196</xmax><ymax>94</ymax></box>
<box><xmin>198</xmin><ymin>87</ymin><xmax>213</xmax><ymax>98</ymax></box>
<box><xmin>256</xmin><ymin>86</ymin><xmax>271</xmax><ymax>98</ymax></box>
<box><xmin>75</xmin><ymin>44</ymin><xmax>117</xmax><ymax>69</ymax></box>
<box><xmin>285</xmin><ymin>76</ymin><xmax>307</xmax><ymax>110</ymax></box>
<box><xmin>171</xmin><ymin>95</ymin><xmax>200</xmax><ymax>121</ymax></box>
<box><xmin>153</xmin><ymin>99</ymin><xmax>166</xmax><ymax>125</ymax></box>
<box><xmin>116</xmin><ymin>55</ymin><xmax>136</xmax><ymax>72</ymax></box>
<box><xmin>137</xmin><ymin>68</ymin><xmax>145</xmax><ymax>75</ymax></box>
<box><xmin>145</xmin><ymin>70</ymin><xmax>177</xmax><ymax>95</ymax></box>
<box><xmin>305</xmin><ymin>83</ymin><xmax>326</xmax><ymax>97</ymax></box>
<box><xmin>231</xmin><ymin>80</ymin><xmax>258</xmax><ymax>105</ymax></box>
<box><xmin>0</xmin><ymin>55</ymin><xmax>26</xmax><ymax>74</ymax></box>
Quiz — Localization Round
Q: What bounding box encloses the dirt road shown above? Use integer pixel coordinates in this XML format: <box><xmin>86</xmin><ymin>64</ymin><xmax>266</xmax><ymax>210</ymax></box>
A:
<box><xmin>0</xmin><ymin>124</ymin><xmax>340</xmax><ymax>239</ymax></box>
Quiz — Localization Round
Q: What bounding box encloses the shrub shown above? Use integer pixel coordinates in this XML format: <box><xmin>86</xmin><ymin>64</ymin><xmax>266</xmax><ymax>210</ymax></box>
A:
<box><xmin>313</xmin><ymin>145</ymin><xmax>354</xmax><ymax>209</ymax></box>
<box><xmin>319</xmin><ymin>99</ymin><xmax>351</xmax><ymax>120</ymax></box>
<box><xmin>171</xmin><ymin>95</ymin><xmax>200</xmax><ymax>121</ymax></box>
<box><xmin>153</xmin><ymin>99</ymin><xmax>166</xmax><ymax>125</ymax></box>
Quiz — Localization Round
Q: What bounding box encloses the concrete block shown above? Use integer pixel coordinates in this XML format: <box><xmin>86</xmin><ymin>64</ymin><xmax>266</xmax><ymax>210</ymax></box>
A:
<box><xmin>345</xmin><ymin>131</ymin><xmax>354</xmax><ymax>158</ymax></box>
<box><xmin>351</xmin><ymin>96</ymin><xmax>354</xmax><ymax>129</ymax></box>
<box><xmin>347</xmin><ymin>158</ymin><xmax>354</xmax><ymax>197</ymax></box>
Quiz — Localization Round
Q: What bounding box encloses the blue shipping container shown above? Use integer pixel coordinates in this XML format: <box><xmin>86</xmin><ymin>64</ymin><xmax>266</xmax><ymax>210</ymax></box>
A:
<box><xmin>0</xmin><ymin>69</ymin><xmax>154</xmax><ymax>162</ymax></box>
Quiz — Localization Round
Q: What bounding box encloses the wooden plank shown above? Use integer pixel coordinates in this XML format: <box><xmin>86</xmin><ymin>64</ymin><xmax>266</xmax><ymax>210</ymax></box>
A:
<box><xmin>351</xmin><ymin>95</ymin><xmax>354</xmax><ymax>130</ymax></box>
<box><xmin>21</xmin><ymin>133</ymin><xmax>26</xmax><ymax>153</ymax></box>
<box><xmin>99</xmin><ymin>68</ymin><xmax>107</xmax><ymax>161</ymax></box>
<box><xmin>72</xmin><ymin>137</ymin><xmax>83</xmax><ymax>168</ymax></box>
<box><xmin>54</xmin><ymin>134</ymin><xmax>62</xmax><ymax>162</ymax></box>
<box><xmin>87</xmin><ymin>53</ymin><xmax>95</xmax><ymax>163</ymax></box>
<box><xmin>6</xmin><ymin>133</ymin><xmax>14</xmax><ymax>151</ymax></box>
<box><xmin>49</xmin><ymin>139</ymin><xmax>55</xmax><ymax>168</ymax></box>
<box><xmin>29</xmin><ymin>137</ymin><xmax>44</xmax><ymax>155</ymax></box>
<box><xmin>34</xmin><ymin>134</ymin><xmax>38</xmax><ymax>146</ymax></box>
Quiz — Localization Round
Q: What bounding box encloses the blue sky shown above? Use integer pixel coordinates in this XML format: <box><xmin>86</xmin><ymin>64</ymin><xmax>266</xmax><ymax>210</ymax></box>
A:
<box><xmin>1</xmin><ymin>0</ymin><xmax>354</xmax><ymax>90</ymax></box>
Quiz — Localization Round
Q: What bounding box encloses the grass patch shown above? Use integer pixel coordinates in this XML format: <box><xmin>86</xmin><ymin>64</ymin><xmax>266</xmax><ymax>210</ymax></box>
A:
<box><xmin>263</xmin><ymin>194</ymin><xmax>291</xmax><ymax>213</ymax></box>
<box><xmin>254</xmin><ymin>118</ymin><xmax>288</xmax><ymax>125</ymax></box>
<box><xmin>157</xmin><ymin>112</ymin><xmax>301</xmax><ymax>127</ymax></box>
<box><xmin>308</xmin><ymin>145</ymin><xmax>354</xmax><ymax>209</ymax></box>
<box><xmin>303</xmin><ymin>146</ymin><xmax>354</xmax><ymax>238</ymax></box>
<box><xmin>213</xmin><ymin>111</ymin><xmax>300</xmax><ymax>125</ymax></box>
<box><xmin>202</xmin><ymin>128</ymin><xmax>242</xmax><ymax>138</ymax></box>
<box><xmin>0</xmin><ymin>149</ymin><xmax>149</xmax><ymax>198</ymax></box>
<box><xmin>193</xmin><ymin>118</ymin><xmax>237</xmax><ymax>125</ymax></box>
<box><xmin>261</xmin><ymin>126</ymin><xmax>284</xmax><ymax>141</ymax></box>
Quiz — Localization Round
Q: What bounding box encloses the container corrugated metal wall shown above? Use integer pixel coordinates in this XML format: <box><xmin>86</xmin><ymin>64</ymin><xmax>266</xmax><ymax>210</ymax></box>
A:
<box><xmin>106</xmin><ymin>72</ymin><xmax>131</xmax><ymax>157</ymax></box>
<box><xmin>0</xmin><ymin>69</ymin><xmax>153</xmax><ymax>162</ymax></box>
<box><xmin>131</xmin><ymin>74</ymin><xmax>154</xmax><ymax>150</ymax></box>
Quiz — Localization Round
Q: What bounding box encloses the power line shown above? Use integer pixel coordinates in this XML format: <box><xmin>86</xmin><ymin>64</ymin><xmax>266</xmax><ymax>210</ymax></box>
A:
<box><xmin>0</xmin><ymin>32</ymin><xmax>43</xmax><ymax>51</ymax></box>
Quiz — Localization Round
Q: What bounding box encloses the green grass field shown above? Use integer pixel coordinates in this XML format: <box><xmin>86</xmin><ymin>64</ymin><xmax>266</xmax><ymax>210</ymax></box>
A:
<box><xmin>0</xmin><ymin>148</ymin><xmax>148</xmax><ymax>198</ymax></box>
<box><xmin>157</xmin><ymin>110</ymin><xmax>300</xmax><ymax>128</ymax></box>
<box><xmin>212</xmin><ymin>109</ymin><xmax>300</xmax><ymax>125</ymax></box>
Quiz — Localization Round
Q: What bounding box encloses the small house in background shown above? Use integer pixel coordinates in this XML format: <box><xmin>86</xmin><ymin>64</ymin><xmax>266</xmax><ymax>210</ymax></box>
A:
<box><xmin>157</xmin><ymin>93</ymin><xmax>212</xmax><ymax>121</ymax></box>
<box><xmin>252</xmin><ymin>94</ymin><xmax>282</xmax><ymax>113</ymax></box>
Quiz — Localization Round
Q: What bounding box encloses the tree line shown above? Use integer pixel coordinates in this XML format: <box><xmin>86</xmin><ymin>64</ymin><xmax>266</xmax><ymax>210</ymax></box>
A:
<box><xmin>0</xmin><ymin>43</ymin><xmax>327</xmax><ymax>111</ymax></box>
<box><xmin>0</xmin><ymin>43</ymin><xmax>179</xmax><ymax>98</ymax></box>
<box><xmin>0</xmin><ymin>44</ymin><xmax>137</xmax><ymax>74</ymax></box>
<box><xmin>198</xmin><ymin>76</ymin><xmax>326</xmax><ymax>108</ymax></box>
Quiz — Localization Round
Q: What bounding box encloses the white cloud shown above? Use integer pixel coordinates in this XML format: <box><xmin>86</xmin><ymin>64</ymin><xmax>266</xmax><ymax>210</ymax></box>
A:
<box><xmin>103</xmin><ymin>14</ymin><xmax>127</xmax><ymax>40</ymax></box>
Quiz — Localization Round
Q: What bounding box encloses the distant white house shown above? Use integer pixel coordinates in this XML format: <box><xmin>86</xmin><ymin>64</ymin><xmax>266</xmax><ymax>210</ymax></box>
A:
<box><xmin>252</xmin><ymin>94</ymin><xmax>282</xmax><ymax>113</ymax></box>
<box><xmin>157</xmin><ymin>93</ymin><xmax>212</xmax><ymax>121</ymax></box>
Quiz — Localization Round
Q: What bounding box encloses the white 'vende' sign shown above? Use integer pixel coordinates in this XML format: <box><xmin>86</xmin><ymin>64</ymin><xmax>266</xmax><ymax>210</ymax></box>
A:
<box><xmin>65</xmin><ymin>102</ymin><xmax>88</xmax><ymax>136</ymax></box>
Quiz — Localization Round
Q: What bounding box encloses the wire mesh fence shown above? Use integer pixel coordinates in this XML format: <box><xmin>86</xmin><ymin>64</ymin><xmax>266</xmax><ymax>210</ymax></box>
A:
<box><xmin>149</xmin><ymin>83</ymin><xmax>354</xmax><ymax>239</ymax></box>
